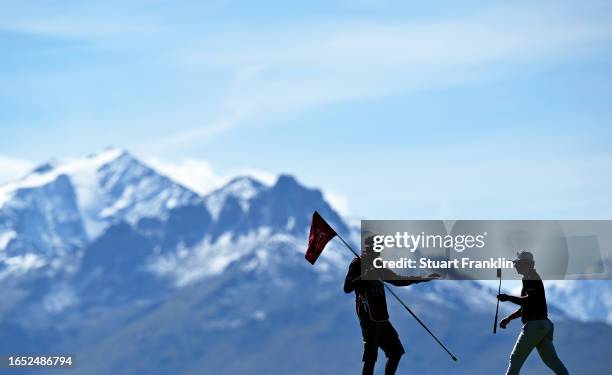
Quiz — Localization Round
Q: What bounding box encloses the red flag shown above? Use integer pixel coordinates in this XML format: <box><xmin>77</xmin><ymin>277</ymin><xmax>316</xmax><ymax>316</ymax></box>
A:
<box><xmin>305</xmin><ymin>211</ymin><xmax>337</xmax><ymax>264</ymax></box>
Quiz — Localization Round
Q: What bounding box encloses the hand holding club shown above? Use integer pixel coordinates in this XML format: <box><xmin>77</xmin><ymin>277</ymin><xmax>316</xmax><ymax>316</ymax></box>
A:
<box><xmin>497</xmin><ymin>293</ymin><xmax>510</xmax><ymax>302</ymax></box>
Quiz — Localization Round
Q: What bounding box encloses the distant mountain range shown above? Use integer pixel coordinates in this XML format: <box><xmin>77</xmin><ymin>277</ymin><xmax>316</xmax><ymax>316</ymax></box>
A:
<box><xmin>0</xmin><ymin>148</ymin><xmax>610</xmax><ymax>374</ymax></box>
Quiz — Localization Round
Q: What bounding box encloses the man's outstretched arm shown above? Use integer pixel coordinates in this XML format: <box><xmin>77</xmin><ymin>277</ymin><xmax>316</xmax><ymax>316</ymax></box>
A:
<box><xmin>382</xmin><ymin>269</ymin><xmax>440</xmax><ymax>286</ymax></box>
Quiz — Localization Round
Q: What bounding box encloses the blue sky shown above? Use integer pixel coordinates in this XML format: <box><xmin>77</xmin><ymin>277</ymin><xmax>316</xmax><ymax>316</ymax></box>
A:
<box><xmin>1</xmin><ymin>0</ymin><xmax>612</xmax><ymax>219</ymax></box>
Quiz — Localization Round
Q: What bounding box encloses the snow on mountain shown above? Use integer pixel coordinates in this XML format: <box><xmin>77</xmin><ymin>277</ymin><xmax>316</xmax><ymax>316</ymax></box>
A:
<box><xmin>0</xmin><ymin>172</ymin><xmax>86</xmax><ymax>260</ymax></box>
<box><xmin>76</xmin><ymin>148</ymin><xmax>200</xmax><ymax>238</ymax></box>
<box><xmin>0</xmin><ymin>230</ymin><xmax>16</xmax><ymax>250</ymax></box>
<box><xmin>0</xmin><ymin>147</ymin><xmax>609</xmax><ymax>327</ymax></box>
<box><xmin>147</xmin><ymin>225</ymin><xmax>352</xmax><ymax>288</ymax></box>
<box><xmin>1</xmin><ymin>148</ymin><xmax>612</xmax><ymax>375</ymax></box>
<box><xmin>205</xmin><ymin>176</ymin><xmax>267</xmax><ymax>220</ymax></box>
<box><xmin>0</xmin><ymin>253</ymin><xmax>46</xmax><ymax>279</ymax></box>
<box><xmin>0</xmin><ymin>147</ymin><xmax>200</xmax><ymax>242</ymax></box>
<box><xmin>0</xmin><ymin>148</ymin><xmax>347</xmax><ymax>288</ymax></box>
<box><xmin>141</xmin><ymin>172</ymin><xmax>353</xmax><ymax>287</ymax></box>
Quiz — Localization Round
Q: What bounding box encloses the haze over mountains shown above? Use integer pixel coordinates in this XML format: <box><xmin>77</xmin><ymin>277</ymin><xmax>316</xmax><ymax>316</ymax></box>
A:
<box><xmin>0</xmin><ymin>148</ymin><xmax>610</xmax><ymax>374</ymax></box>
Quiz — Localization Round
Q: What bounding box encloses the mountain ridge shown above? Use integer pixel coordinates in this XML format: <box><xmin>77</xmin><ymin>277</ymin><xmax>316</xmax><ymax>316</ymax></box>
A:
<box><xmin>0</xmin><ymin>148</ymin><xmax>610</xmax><ymax>375</ymax></box>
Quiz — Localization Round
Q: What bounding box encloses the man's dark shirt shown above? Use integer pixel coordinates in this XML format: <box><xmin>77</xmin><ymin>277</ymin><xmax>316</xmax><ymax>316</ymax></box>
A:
<box><xmin>344</xmin><ymin>257</ymin><xmax>417</xmax><ymax>322</ymax></box>
<box><xmin>520</xmin><ymin>270</ymin><xmax>548</xmax><ymax>323</ymax></box>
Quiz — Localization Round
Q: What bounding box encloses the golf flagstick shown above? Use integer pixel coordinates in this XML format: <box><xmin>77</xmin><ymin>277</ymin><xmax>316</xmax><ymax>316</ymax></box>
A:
<box><xmin>493</xmin><ymin>268</ymin><xmax>502</xmax><ymax>334</ymax></box>
<box><xmin>334</xmin><ymin>229</ymin><xmax>458</xmax><ymax>362</ymax></box>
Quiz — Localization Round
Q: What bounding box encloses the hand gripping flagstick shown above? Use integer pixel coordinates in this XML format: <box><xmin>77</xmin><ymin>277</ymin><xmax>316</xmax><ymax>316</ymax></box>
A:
<box><xmin>493</xmin><ymin>268</ymin><xmax>502</xmax><ymax>334</ymax></box>
<box><xmin>305</xmin><ymin>211</ymin><xmax>458</xmax><ymax>362</ymax></box>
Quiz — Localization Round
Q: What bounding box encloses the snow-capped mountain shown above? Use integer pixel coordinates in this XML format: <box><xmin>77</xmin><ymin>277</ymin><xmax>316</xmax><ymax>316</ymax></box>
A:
<box><xmin>0</xmin><ymin>147</ymin><xmax>198</xmax><ymax>252</ymax></box>
<box><xmin>0</xmin><ymin>148</ymin><xmax>611</xmax><ymax>375</ymax></box>
<box><xmin>0</xmin><ymin>148</ymin><xmax>609</xmax><ymax>319</ymax></box>
<box><xmin>0</xmin><ymin>148</ymin><xmax>349</xmax><ymax>304</ymax></box>
<box><xmin>0</xmin><ymin>173</ymin><xmax>86</xmax><ymax>259</ymax></box>
<box><xmin>205</xmin><ymin>176</ymin><xmax>266</xmax><ymax>221</ymax></box>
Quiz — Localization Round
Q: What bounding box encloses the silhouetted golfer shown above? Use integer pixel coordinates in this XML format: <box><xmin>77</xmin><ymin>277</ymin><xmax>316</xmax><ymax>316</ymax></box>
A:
<box><xmin>497</xmin><ymin>251</ymin><xmax>570</xmax><ymax>375</ymax></box>
<box><xmin>344</xmin><ymin>241</ymin><xmax>438</xmax><ymax>375</ymax></box>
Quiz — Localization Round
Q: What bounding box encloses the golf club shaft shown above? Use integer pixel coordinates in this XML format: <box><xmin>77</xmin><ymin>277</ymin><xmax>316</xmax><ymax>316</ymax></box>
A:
<box><xmin>494</xmin><ymin>276</ymin><xmax>501</xmax><ymax>334</ymax></box>
<box><xmin>383</xmin><ymin>282</ymin><xmax>458</xmax><ymax>361</ymax></box>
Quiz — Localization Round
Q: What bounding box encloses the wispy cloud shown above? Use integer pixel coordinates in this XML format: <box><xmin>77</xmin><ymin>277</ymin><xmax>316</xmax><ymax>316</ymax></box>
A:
<box><xmin>0</xmin><ymin>1</ymin><xmax>162</xmax><ymax>39</ymax></box>
<box><xmin>146</xmin><ymin>157</ymin><xmax>223</xmax><ymax>195</ymax></box>
<box><xmin>146</xmin><ymin>156</ymin><xmax>351</xmax><ymax>215</ymax></box>
<box><xmin>158</xmin><ymin>2</ymin><xmax>612</xmax><ymax>148</ymax></box>
<box><xmin>3</xmin><ymin>1</ymin><xmax>610</xmax><ymax>154</ymax></box>
<box><xmin>146</xmin><ymin>157</ymin><xmax>276</xmax><ymax>195</ymax></box>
